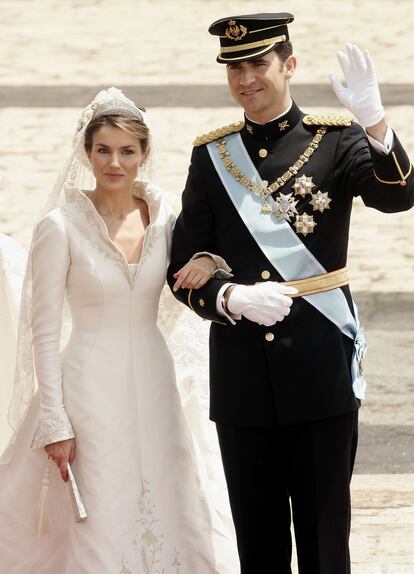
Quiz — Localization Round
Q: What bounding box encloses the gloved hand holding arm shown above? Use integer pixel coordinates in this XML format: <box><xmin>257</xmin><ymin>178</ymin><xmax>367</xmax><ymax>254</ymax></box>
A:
<box><xmin>224</xmin><ymin>282</ymin><xmax>298</xmax><ymax>327</ymax></box>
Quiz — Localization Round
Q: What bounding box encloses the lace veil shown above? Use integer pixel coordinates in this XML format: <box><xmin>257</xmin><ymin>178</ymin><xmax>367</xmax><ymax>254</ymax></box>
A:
<box><xmin>1</xmin><ymin>88</ymin><xmax>155</xmax><ymax>463</ymax></box>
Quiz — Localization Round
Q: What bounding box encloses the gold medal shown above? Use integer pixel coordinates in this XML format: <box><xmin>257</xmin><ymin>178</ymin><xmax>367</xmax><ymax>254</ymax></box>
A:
<box><xmin>261</xmin><ymin>201</ymin><xmax>272</xmax><ymax>215</ymax></box>
<box><xmin>310</xmin><ymin>190</ymin><xmax>331</xmax><ymax>213</ymax></box>
<box><xmin>294</xmin><ymin>213</ymin><xmax>317</xmax><ymax>236</ymax></box>
<box><xmin>273</xmin><ymin>193</ymin><xmax>299</xmax><ymax>222</ymax></box>
<box><xmin>292</xmin><ymin>175</ymin><xmax>315</xmax><ymax>197</ymax></box>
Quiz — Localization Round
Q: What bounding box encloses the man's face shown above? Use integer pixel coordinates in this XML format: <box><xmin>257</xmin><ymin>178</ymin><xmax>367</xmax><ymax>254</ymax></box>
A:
<box><xmin>226</xmin><ymin>50</ymin><xmax>295</xmax><ymax>123</ymax></box>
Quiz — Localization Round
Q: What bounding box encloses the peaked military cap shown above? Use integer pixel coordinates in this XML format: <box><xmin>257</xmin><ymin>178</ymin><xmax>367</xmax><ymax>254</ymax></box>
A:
<box><xmin>208</xmin><ymin>12</ymin><xmax>294</xmax><ymax>64</ymax></box>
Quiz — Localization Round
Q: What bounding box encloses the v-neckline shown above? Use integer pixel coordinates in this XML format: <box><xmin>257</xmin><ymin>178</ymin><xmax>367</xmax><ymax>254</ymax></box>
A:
<box><xmin>80</xmin><ymin>188</ymin><xmax>152</xmax><ymax>266</ymax></box>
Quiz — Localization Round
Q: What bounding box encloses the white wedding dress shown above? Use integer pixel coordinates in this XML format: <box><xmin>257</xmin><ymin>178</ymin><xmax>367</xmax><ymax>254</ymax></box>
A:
<box><xmin>0</xmin><ymin>184</ymin><xmax>236</xmax><ymax>574</ymax></box>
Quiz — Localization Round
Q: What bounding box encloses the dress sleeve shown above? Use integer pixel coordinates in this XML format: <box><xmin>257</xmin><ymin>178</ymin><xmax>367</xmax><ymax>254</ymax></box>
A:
<box><xmin>30</xmin><ymin>212</ymin><xmax>75</xmax><ymax>449</ymax></box>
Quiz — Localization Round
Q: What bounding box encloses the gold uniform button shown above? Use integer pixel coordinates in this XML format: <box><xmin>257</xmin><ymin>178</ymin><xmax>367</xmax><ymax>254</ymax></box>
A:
<box><xmin>261</xmin><ymin>270</ymin><xmax>271</xmax><ymax>280</ymax></box>
<box><xmin>259</xmin><ymin>148</ymin><xmax>268</xmax><ymax>158</ymax></box>
<box><xmin>199</xmin><ymin>298</ymin><xmax>205</xmax><ymax>307</ymax></box>
<box><xmin>265</xmin><ymin>332</ymin><xmax>275</xmax><ymax>342</ymax></box>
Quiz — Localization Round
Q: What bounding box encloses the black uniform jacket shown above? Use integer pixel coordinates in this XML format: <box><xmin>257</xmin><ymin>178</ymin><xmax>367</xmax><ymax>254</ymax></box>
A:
<box><xmin>167</xmin><ymin>102</ymin><xmax>414</xmax><ymax>427</ymax></box>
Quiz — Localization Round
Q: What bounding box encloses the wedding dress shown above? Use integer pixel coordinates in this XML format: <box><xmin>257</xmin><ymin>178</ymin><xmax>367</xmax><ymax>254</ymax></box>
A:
<box><xmin>0</xmin><ymin>183</ymin><xmax>237</xmax><ymax>573</ymax></box>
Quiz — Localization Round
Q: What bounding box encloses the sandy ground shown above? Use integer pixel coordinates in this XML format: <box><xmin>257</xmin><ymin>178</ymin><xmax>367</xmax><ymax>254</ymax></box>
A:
<box><xmin>0</xmin><ymin>0</ymin><xmax>413</xmax><ymax>85</ymax></box>
<box><xmin>0</xmin><ymin>1</ymin><xmax>413</xmax><ymax>572</ymax></box>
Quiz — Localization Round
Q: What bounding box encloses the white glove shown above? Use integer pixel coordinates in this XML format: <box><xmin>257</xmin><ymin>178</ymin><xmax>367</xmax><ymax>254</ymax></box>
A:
<box><xmin>329</xmin><ymin>43</ymin><xmax>384</xmax><ymax>128</ymax></box>
<box><xmin>227</xmin><ymin>282</ymin><xmax>298</xmax><ymax>326</ymax></box>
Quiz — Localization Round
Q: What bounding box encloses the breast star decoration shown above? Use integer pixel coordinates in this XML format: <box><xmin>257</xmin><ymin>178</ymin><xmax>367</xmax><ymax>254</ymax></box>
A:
<box><xmin>290</xmin><ymin>175</ymin><xmax>332</xmax><ymax>235</ymax></box>
<box><xmin>294</xmin><ymin>213</ymin><xmax>317</xmax><ymax>236</ymax></box>
<box><xmin>292</xmin><ymin>174</ymin><xmax>315</xmax><ymax>197</ymax></box>
<box><xmin>273</xmin><ymin>193</ymin><xmax>299</xmax><ymax>222</ymax></box>
<box><xmin>309</xmin><ymin>190</ymin><xmax>332</xmax><ymax>213</ymax></box>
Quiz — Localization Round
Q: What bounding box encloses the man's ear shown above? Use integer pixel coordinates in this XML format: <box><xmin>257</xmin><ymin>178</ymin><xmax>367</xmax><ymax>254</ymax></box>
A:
<box><xmin>285</xmin><ymin>55</ymin><xmax>297</xmax><ymax>79</ymax></box>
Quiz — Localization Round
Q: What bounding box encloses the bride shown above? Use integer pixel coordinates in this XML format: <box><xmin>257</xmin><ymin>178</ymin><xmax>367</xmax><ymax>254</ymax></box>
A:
<box><xmin>0</xmin><ymin>88</ymin><xmax>236</xmax><ymax>573</ymax></box>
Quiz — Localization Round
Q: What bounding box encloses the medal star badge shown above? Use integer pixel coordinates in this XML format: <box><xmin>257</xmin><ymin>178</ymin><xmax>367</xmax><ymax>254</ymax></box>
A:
<box><xmin>292</xmin><ymin>175</ymin><xmax>315</xmax><ymax>198</ymax></box>
<box><xmin>294</xmin><ymin>213</ymin><xmax>317</xmax><ymax>236</ymax></box>
<box><xmin>310</xmin><ymin>190</ymin><xmax>332</xmax><ymax>213</ymax></box>
<box><xmin>273</xmin><ymin>193</ymin><xmax>299</xmax><ymax>222</ymax></box>
<box><xmin>260</xmin><ymin>180</ymin><xmax>272</xmax><ymax>215</ymax></box>
<box><xmin>278</xmin><ymin>120</ymin><xmax>290</xmax><ymax>131</ymax></box>
<box><xmin>261</xmin><ymin>202</ymin><xmax>272</xmax><ymax>215</ymax></box>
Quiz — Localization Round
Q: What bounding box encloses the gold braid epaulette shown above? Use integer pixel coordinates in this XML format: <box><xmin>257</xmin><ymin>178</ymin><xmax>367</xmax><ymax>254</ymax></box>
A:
<box><xmin>193</xmin><ymin>121</ymin><xmax>245</xmax><ymax>147</ymax></box>
<box><xmin>303</xmin><ymin>114</ymin><xmax>354</xmax><ymax>127</ymax></box>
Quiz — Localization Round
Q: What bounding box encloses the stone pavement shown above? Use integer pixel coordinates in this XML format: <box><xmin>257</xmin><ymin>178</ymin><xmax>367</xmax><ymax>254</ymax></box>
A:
<box><xmin>0</xmin><ymin>1</ymin><xmax>413</xmax><ymax>572</ymax></box>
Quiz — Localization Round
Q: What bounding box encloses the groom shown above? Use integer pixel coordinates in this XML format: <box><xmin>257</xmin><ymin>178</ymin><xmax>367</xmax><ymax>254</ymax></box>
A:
<box><xmin>167</xmin><ymin>12</ymin><xmax>414</xmax><ymax>573</ymax></box>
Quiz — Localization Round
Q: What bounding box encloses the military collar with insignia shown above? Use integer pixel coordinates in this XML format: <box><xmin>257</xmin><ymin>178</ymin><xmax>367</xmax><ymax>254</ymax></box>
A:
<box><xmin>243</xmin><ymin>100</ymin><xmax>302</xmax><ymax>142</ymax></box>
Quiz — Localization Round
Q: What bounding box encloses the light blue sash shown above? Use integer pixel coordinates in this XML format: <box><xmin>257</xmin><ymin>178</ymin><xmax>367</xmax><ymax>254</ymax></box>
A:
<box><xmin>207</xmin><ymin>133</ymin><xmax>367</xmax><ymax>399</ymax></box>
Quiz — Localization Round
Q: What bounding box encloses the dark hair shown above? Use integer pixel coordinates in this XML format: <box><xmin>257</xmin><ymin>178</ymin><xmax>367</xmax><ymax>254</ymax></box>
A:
<box><xmin>274</xmin><ymin>40</ymin><xmax>293</xmax><ymax>63</ymax></box>
<box><xmin>84</xmin><ymin>114</ymin><xmax>150</xmax><ymax>156</ymax></box>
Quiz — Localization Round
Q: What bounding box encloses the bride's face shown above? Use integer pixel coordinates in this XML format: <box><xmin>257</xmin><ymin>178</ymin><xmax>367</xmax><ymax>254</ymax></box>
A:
<box><xmin>87</xmin><ymin>125</ymin><xmax>146</xmax><ymax>193</ymax></box>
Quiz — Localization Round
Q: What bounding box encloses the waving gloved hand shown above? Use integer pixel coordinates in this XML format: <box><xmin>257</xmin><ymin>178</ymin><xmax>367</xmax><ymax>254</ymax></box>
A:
<box><xmin>329</xmin><ymin>43</ymin><xmax>384</xmax><ymax>128</ymax></box>
<box><xmin>227</xmin><ymin>282</ymin><xmax>298</xmax><ymax>326</ymax></box>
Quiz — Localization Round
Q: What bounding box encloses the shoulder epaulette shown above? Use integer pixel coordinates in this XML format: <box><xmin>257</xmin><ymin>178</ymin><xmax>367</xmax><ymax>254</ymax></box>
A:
<box><xmin>193</xmin><ymin>121</ymin><xmax>244</xmax><ymax>147</ymax></box>
<box><xmin>303</xmin><ymin>114</ymin><xmax>354</xmax><ymax>127</ymax></box>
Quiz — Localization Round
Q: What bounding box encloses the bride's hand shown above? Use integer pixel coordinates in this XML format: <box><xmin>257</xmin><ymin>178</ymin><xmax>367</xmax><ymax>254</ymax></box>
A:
<box><xmin>173</xmin><ymin>256</ymin><xmax>217</xmax><ymax>291</ymax></box>
<box><xmin>45</xmin><ymin>438</ymin><xmax>76</xmax><ymax>482</ymax></box>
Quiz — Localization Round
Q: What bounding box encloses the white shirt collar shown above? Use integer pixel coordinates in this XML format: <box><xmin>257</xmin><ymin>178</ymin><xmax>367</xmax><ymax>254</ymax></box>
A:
<box><xmin>245</xmin><ymin>100</ymin><xmax>293</xmax><ymax>125</ymax></box>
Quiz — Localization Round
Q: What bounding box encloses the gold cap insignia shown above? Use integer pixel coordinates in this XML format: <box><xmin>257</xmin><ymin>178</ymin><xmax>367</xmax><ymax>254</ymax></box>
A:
<box><xmin>225</xmin><ymin>20</ymin><xmax>248</xmax><ymax>42</ymax></box>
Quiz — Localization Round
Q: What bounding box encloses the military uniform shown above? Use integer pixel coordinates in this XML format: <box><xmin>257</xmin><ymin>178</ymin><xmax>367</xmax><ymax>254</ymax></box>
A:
<box><xmin>167</xmin><ymin>12</ymin><xmax>414</xmax><ymax>574</ymax></box>
<box><xmin>168</xmin><ymin>101</ymin><xmax>413</xmax><ymax>427</ymax></box>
